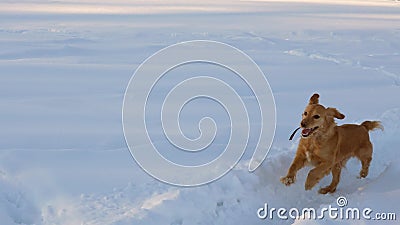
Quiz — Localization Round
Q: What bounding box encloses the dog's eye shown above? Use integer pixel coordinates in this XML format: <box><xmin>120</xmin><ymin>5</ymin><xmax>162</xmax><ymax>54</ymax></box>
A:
<box><xmin>304</xmin><ymin>112</ymin><xmax>308</xmax><ymax>116</ymax></box>
<box><xmin>313</xmin><ymin>115</ymin><xmax>320</xmax><ymax>119</ymax></box>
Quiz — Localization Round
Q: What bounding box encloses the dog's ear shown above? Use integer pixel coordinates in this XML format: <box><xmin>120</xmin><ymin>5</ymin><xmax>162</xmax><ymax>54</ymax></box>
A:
<box><xmin>326</xmin><ymin>107</ymin><xmax>345</xmax><ymax>119</ymax></box>
<box><xmin>309</xmin><ymin>93</ymin><xmax>320</xmax><ymax>105</ymax></box>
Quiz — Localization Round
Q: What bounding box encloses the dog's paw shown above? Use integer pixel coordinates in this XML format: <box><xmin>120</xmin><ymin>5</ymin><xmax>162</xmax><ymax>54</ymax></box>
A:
<box><xmin>358</xmin><ymin>170</ymin><xmax>368</xmax><ymax>179</ymax></box>
<box><xmin>280</xmin><ymin>175</ymin><xmax>295</xmax><ymax>186</ymax></box>
<box><xmin>318</xmin><ymin>186</ymin><xmax>336</xmax><ymax>194</ymax></box>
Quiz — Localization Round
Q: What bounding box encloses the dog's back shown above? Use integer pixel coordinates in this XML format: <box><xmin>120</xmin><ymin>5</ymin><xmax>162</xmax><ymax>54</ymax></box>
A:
<box><xmin>337</xmin><ymin>121</ymin><xmax>382</xmax><ymax>146</ymax></box>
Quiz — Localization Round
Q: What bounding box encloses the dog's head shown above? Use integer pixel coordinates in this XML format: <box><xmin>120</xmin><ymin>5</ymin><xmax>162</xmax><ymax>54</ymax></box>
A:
<box><xmin>300</xmin><ymin>93</ymin><xmax>345</xmax><ymax>138</ymax></box>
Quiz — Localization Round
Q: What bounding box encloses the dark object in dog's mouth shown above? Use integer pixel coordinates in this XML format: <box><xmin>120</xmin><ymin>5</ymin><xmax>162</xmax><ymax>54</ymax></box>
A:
<box><xmin>301</xmin><ymin>127</ymin><xmax>319</xmax><ymax>137</ymax></box>
<box><xmin>289</xmin><ymin>127</ymin><xmax>301</xmax><ymax>140</ymax></box>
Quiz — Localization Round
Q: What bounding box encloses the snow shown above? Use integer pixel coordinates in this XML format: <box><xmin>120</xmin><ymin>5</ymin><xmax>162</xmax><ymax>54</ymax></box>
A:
<box><xmin>0</xmin><ymin>171</ymin><xmax>41</xmax><ymax>225</ymax></box>
<box><xmin>0</xmin><ymin>0</ymin><xmax>399</xmax><ymax>224</ymax></box>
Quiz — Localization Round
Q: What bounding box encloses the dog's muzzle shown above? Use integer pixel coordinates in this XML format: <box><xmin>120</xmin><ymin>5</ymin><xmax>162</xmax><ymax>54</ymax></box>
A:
<box><xmin>301</xmin><ymin>126</ymin><xmax>319</xmax><ymax>138</ymax></box>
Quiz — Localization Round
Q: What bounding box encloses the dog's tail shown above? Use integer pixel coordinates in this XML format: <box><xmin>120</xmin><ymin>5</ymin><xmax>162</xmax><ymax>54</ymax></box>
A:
<box><xmin>361</xmin><ymin>121</ymin><xmax>384</xmax><ymax>132</ymax></box>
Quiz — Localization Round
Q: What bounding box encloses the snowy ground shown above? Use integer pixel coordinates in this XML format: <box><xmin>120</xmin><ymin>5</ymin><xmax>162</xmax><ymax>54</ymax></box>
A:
<box><xmin>0</xmin><ymin>0</ymin><xmax>399</xmax><ymax>224</ymax></box>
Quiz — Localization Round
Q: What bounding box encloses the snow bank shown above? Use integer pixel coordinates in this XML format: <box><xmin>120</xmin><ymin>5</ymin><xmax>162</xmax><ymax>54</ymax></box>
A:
<box><xmin>39</xmin><ymin>107</ymin><xmax>398</xmax><ymax>225</ymax></box>
<box><xmin>0</xmin><ymin>171</ymin><xmax>41</xmax><ymax>225</ymax></box>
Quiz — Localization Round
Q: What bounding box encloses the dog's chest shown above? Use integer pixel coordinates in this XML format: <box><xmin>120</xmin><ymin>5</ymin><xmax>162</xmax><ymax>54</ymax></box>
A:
<box><xmin>302</xmin><ymin>140</ymin><xmax>322</xmax><ymax>164</ymax></box>
<box><xmin>305</xmin><ymin>151</ymin><xmax>312</xmax><ymax>162</ymax></box>
<box><xmin>305</xmin><ymin>149</ymin><xmax>322</xmax><ymax>165</ymax></box>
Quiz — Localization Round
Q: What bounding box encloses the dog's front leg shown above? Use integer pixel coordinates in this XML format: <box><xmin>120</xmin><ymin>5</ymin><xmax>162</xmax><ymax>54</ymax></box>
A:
<box><xmin>305</xmin><ymin>162</ymin><xmax>331</xmax><ymax>190</ymax></box>
<box><xmin>280</xmin><ymin>152</ymin><xmax>306</xmax><ymax>186</ymax></box>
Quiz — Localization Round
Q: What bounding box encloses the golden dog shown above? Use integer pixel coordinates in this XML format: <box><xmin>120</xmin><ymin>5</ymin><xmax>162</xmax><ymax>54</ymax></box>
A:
<box><xmin>280</xmin><ymin>93</ymin><xmax>383</xmax><ymax>194</ymax></box>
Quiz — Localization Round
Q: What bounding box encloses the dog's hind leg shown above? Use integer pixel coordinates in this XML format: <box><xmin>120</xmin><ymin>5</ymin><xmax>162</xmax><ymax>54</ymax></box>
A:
<box><xmin>357</xmin><ymin>142</ymin><xmax>373</xmax><ymax>178</ymax></box>
<box><xmin>319</xmin><ymin>163</ymin><xmax>342</xmax><ymax>194</ymax></box>
<box><xmin>359</xmin><ymin>156</ymin><xmax>372</xmax><ymax>178</ymax></box>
